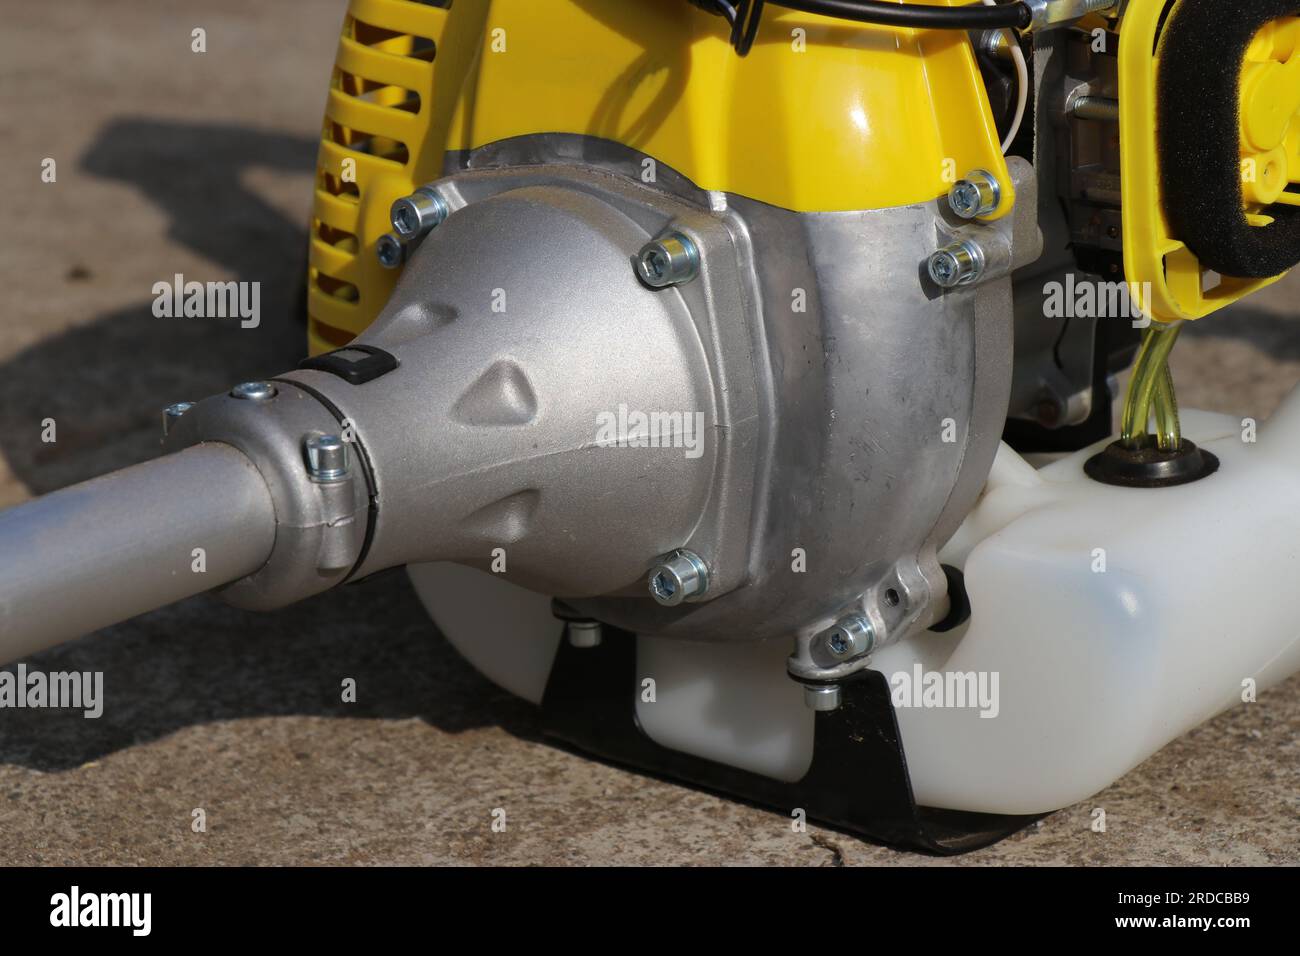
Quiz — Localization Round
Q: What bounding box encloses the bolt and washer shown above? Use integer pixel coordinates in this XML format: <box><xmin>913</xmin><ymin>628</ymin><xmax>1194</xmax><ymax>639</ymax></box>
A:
<box><xmin>635</xmin><ymin>232</ymin><xmax>700</xmax><ymax>288</ymax></box>
<box><xmin>303</xmin><ymin>434</ymin><xmax>349</xmax><ymax>483</ymax></box>
<box><xmin>376</xmin><ymin>233</ymin><xmax>406</xmax><ymax>269</ymax></box>
<box><xmin>948</xmin><ymin>169</ymin><xmax>1001</xmax><ymax>219</ymax></box>
<box><xmin>390</xmin><ymin>186</ymin><xmax>449</xmax><ymax>241</ymax></box>
<box><xmin>647</xmin><ymin>549</ymin><xmax>709</xmax><ymax>606</ymax></box>
<box><xmin>568</xmin><ymin>620</ymin><xmax>603</xmax><ymax>648</ymax></box>
<box><xmin>803</xmin><ymin>684</ymin><xmax>842</xmax><ymax>712</ymax></box>
<box><xmin>927</xmin><ymin>239</ymin><xmax>986</xmax><ymax>289</ymax></box>
<box><xmin>819</xmin><ymin>614</ymin><xmax>876</xmax><ymax>661</ymax></box>
<box><xmin>230</xmin><ymin>382</ymin><xmax>277</xmax><ymax>402</ymax></box>
<box><xmin>162</xmin><ymin>402</ymin><xmax>194</xmax><ymax>437</ymax></box>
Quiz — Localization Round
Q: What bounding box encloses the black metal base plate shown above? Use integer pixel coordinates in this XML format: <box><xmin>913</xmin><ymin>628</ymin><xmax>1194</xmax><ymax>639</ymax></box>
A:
<box><xmin>539</xmin><ymin>629</ymin><xmax>1043</xmax><ymax>855</ymax></box>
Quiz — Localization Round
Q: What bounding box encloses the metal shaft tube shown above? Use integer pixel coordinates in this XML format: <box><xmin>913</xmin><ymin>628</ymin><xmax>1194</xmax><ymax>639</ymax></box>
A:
<box><xmin>0</xmin><ymin>442</ymin><xmax>275</xmax><ymax>664</ymax></box>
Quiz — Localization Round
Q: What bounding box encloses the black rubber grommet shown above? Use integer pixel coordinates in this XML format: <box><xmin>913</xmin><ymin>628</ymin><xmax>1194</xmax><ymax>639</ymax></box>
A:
<box><xmin>1084</xmin><ymin>438</ymin><xmax>1220</xmax><ymax>488</ymax></box>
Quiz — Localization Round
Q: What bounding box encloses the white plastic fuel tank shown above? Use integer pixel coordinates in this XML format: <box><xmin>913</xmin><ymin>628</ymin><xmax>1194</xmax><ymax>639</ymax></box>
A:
<box><xmin>410</xmin><ymin>388</ymin><xmax>1300</xmax><ymax>815</ymax></box>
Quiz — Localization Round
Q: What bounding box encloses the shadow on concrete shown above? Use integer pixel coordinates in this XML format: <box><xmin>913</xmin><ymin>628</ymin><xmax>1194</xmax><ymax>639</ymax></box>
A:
<box><xmin>0</xmin><ymin>118</ymin><xmax>315</xmax><ymax>496</ymax></box>
<box><xmin>0</xmin><ymin>118</ymin><xmax>534</xmax><ymax>772</ymax></box>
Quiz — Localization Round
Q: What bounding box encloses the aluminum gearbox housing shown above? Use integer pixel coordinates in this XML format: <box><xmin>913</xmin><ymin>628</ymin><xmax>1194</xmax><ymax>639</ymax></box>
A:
<box><xmin>161</xmin><ymin>138</ymin><xmax>1042</xmax><ymax>684</ymax></box>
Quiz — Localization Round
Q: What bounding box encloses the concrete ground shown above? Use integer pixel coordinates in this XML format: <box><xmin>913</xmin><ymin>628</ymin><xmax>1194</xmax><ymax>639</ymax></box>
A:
<box><xmin>0</xmin><ymin>0</ymin><xmax>1295</xmax><ymax>866</ymax></box>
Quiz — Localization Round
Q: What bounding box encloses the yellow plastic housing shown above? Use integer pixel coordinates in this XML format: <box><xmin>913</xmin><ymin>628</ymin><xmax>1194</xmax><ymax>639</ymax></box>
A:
<box><xmin>307</xmin><ymin>0</ymin><xmax>1010</xmax><ymax>352</ymax></box>
<box><xmin>1120</xmin><ymin>1</ymin><xmax>1300</xmax><ymax>323</ymax></box>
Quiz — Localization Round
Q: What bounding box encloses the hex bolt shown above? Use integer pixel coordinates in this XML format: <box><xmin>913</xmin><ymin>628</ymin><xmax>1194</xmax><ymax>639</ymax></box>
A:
<box><xmin>230</xmin><ymin>382</ymin><xmax>277</xmax><ymax>402</ymax></box>
<box><xmin>980</xmin><ymin>28</ymin><xmax>1016</xmax><ymax>60</ymax></box>
<box><xmin>927</xmin><ymin>239</ymin><xmax>986</xmax><ymax>289</ymax></box>
<box><xmin>803</xmin><ymin>684</ymin><xmax>842</xmax><ymax>712</ymax></box>
<box><xmin>635</xmin><ymin>233</ymin><xmax>700</xmax><ymax>288</ymax></box>
<box><xmin>161</xmin><ymin>401</ymin><xmax>194</xmax><ymax>437</ymax></box>
<box><xmin>390</xmin><ymin>187</ymin><xmax>449</xmax><ymax>241</ymax></box>
<box><xmin>818</xmin><ymin>614</ymin><xmax>875</xmax><ymax>661</ymax></box>
<box><xmin>647</xmin><ymin>549</ymin><xmax>709</xmax><ymax>606</ymax></box>
<box><xmin>948</xmin><ymin>169</ymin><xmax>1001</xmax><ymax>219</ymax></box>
<box><xmin>304</xmin><ymin>434</ymin><xmax>349</xmax><ymax>483</ymax></box>
<box><xmin>376</xmin><ymin>233</ymin><xmax>406</xmax><ymax>270</ymax></box>
<box><xmin>568</xmin><ymin>620</ymin><xmax>603</xmax><ymax>648</ymax></box>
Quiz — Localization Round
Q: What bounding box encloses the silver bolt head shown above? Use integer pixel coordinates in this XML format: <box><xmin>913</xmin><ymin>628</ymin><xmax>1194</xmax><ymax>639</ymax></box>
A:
<box><xmin>635</xmin><ymin>233</ymin><xmax>700</xmax><ymax>288</ymax></box>
<box><xmin>568</xmin><ymin>621</ymin><xmax>603</xmax><ymax>648</ymax></box>
<box><xmin>230</xmin><ymin>382</ymin><xmax>277</xmax><ymax>401</ymax></box>
<box><xmin>927</xmin><ymin>239</ymin><xmax>986</xmax><ymax>289</ymax></box>
<box><xmin>376</xmin><ymin>233</ymin><xmax>406</xmax><ymax>269</ymax></box>
<box><xmin>304</xmin><ymin>433</ymin><xmax>349</xmax><ymax>482</ymax></box>
<box><xmin>161</xmin><ymin>402</ymin><xmax>194</xmax><ymax>438</ymax></box>
<box><xmin>818</xmin><ymin>614</ymin><xmax>875</xmax><ymax>661</ymax></box>
<box><xmin>647</xmin><ymin>549</ymin><xmax>710</xmax><ymax>606</ymax></box>
<box><xmin>803</xmin><ymin>684</ymin><xmax>842</xmax><ymax>712</ymax></box>
<box><xmin>390</xmin><ymin>187</ymin><xmax>448</xmax><ymax>240</ymax></box>
<box><xmin>948</xmin><ymin>169</ymin><xmax>1001</xmax><ymax>219</ymax></box>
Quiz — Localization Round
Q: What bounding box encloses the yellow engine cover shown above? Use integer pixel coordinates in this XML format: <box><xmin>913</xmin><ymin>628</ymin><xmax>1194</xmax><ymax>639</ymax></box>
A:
<box><xmin>306</xmin><ymin>0</ymin><xmax>1010</xmax><ymax>352</ymax></box>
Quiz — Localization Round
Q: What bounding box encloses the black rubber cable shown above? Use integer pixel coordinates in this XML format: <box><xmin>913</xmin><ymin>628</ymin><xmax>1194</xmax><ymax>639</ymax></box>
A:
<box><xmin>768</xmin><ymin>0</ymin><xmax>1031</xmax><ymax>30</ymax></box>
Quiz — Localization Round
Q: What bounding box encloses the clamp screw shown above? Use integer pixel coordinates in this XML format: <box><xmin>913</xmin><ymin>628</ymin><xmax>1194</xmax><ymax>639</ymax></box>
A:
<box><xmin>948</xmin><ymin>170</ymin><xmax>1001</xmax><ymax>219</ymax></box>
<box><xmin>635</xmin><ymin>233</ymin><xmax>700</xmax><ymax>288</ymax></box>
<box><xmin>162</xmin><ymin>401</ymin><xmax>194</xmax><ymax>437</ymax></box>
<box><xmin>647</xmin><ymin>549</ymin><xmax>709</xmax><ymax>606</ymax></box>
<box><xmin>304</xmin><ymin>434</ymin><xmax>349</xmax><ymax>483</ymax></box>
<box><xmin>376</xmin><ymin>233</ymin><xmax>406</xmax><ymax>270</ymax></box>
<box><xmin>390</xmin><ymin>187</ymin><xmax>449</xmax><ymax>240</ymax></box>
<box><xmin>230</xmin><ymin>382</ymin><xmax>277</xmax><ymax>402</ymax></box>
<box><xmin>927</xmin><ymin>239</ymin><xmax>986</xmax><ymax>289</ymax></box>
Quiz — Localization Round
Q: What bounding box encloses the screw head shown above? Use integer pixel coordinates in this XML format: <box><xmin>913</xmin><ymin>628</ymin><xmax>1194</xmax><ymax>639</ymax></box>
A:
<box><xmin>230</xmin><ymin>382</ymin><xmax>277</xmax><ymax>401</ymax></box>
<box><xmin>948</xmin><ymin>170</ymin><xmax>1001</xmax><ymax>219</ymax></box>
<box><xmin>635</xmin><ymin>233</ymin><xmax>700</xmax><ymax>288</ymax></box>
<box><xmin>647</xmin><ymin>549</ymin><xmax>710</xmax><ymax>606</ymax></box>
<box><xmin>304</xmin><ymin>434</ymin><xmax>349</xmax><ymax>482</ymax></box>
<box><xmin>927</xmin><ymin>239</ymin><xmax>986</xmax><ymax>289</ymax></box>
<box><xmin>390</xmin><ymin>187</ymin><xmax>448</xmax><ymax>240</ymax></box>
<box><xmin>376</xmin><ymin>233</ymin><xmax>406</xmax><ymax>269</ymax></box>
<box><xmin>161</xmin><ymin>402</ymin><xmax>194</xmax><ymax>437</ymax></box>
<box><xmin>803</xmin><ymin>684</ymin><xmax>842</xmax><ymax>712</ymax></box>
<box><xmin>818</xmin><ymin>614</ymin><xmax>875</xmax><ymax>661</ymax></box>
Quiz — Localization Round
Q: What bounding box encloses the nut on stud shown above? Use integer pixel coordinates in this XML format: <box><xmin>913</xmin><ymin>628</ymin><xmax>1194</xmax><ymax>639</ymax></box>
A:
<box><xmin>803</xmin><ymin>684</ymin><xmax>842</xmax><ymax>712</ymax></box>
<box><xmin>635</xmin><ymin>233</ymin><xmax>699</xmax><ymax>288</ymax></box>
<box><xmin>647</xmin><ymin>549</ymin><xmax>709</xmax><ymax>606</ymax></box>
<box><xmin>567</xmin><ymin>620</ymin><xmax>603</xmax><ymax>648</ymax></box>
<box><xmin>927</xmin><ymin>239</ymin><xmax>986</xmax><ymax>289</ymax></box>
<box><xmin>948</xmin><ymin>169</ymin><xmax>1001</xmax><ymax>219</ymax></box>
<box><xmin>390</xmin><ymin>186</ymin><xmax>449</xmax><ymax>241</ymax></box>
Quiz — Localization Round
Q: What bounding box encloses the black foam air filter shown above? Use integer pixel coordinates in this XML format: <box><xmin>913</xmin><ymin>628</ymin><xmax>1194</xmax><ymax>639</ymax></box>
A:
<box><xmin>1158</xmin><ymin>0</ymin><xmax>1300</xmax><ymax>278</ymax></box>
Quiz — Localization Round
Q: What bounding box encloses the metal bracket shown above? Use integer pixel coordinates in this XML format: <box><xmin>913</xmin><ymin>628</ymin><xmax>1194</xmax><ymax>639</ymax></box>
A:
<box><xmin>540</xmin><ymin>627</ymin><xmax>1042</xmax><ymax>855</ymax></box>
